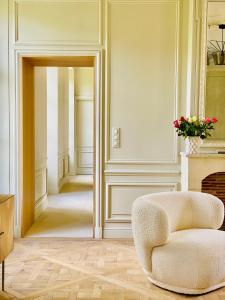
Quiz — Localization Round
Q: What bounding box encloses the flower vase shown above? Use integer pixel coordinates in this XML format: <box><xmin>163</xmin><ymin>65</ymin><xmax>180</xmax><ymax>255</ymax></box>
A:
<box><xmin>185</xmin><ymin>136</ymin><xmax>202</xmax><ymax>155</ymax></box>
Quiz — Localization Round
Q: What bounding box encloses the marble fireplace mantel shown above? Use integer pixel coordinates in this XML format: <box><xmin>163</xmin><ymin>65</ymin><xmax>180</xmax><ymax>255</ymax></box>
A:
<box><xmin>181</xmin><ymin>152</ymin><xmax>225</xmax><ymax>191</ymax></box>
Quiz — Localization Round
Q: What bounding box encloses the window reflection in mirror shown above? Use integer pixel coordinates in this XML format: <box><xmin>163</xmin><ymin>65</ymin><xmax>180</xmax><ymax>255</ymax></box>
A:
<box><xmin>206</xmin><ymin>1</ymin><xmax>225</xmax><ymax>140</ymax></box>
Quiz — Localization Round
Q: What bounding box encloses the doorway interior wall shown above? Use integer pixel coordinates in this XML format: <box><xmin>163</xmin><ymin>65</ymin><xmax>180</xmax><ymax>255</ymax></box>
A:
<box><xmin>16</xmin><ymin>52</ymin><xmax>103</xmax><ymax>238</ymax></box>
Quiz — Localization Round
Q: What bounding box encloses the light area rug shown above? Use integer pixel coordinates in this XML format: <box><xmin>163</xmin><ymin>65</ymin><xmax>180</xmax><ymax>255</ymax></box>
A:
<box><xmin>26</xmin><ymin>178</ymin><xmax>93</xmax><ymax>238</ymax></box>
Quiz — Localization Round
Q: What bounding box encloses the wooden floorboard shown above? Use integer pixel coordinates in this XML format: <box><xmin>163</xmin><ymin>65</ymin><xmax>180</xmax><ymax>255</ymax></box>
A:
<box><xmin>0</xmin><ymin>239</ymin><xmax>224</xmax><ymax>299</ymax></box>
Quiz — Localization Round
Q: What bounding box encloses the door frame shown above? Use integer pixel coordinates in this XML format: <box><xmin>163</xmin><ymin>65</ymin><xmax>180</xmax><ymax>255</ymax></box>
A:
<box><xmin>11</xmin><ymin>50</ymin><xmax>103</xmax><ymax>238</ymax></box>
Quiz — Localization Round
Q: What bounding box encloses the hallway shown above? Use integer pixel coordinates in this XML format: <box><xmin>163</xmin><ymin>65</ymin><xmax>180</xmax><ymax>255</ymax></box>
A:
<box><xmin>26</xmin><ymin>176</ymin><xmax>93</xmax><ymax>238</ymax></box>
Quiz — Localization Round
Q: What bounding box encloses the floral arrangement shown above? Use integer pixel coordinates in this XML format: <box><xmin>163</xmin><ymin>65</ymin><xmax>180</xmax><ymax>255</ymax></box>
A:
<box><xmin>173</xmin><ymin>116</ymin><xmax>218</xmax><ymax>139</ymax></box>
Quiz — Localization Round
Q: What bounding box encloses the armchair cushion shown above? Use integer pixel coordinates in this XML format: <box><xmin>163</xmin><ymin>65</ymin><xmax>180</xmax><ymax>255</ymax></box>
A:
<box><xmin>132</xmin><ymin>191</ymin><xmax>225</xmax><ymax>294</ymax></box>
<box><xmin>151</xmin><ymin>229</ymin><xmax>225</xmax><ymax>294</ymax></box>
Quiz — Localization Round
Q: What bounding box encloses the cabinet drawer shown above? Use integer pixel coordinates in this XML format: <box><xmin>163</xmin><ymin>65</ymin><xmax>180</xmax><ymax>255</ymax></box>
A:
<box><xmin>0</xmin><ymin>196</ymin><xmax>14</xmax><ymax>262</ymax></box>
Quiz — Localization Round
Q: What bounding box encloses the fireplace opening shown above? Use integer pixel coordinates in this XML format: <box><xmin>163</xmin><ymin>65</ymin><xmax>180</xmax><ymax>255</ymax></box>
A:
<box><xmin>202</xmin><ymin>172</ymin><xmax>225</xmax><ymax>230</ymax></box>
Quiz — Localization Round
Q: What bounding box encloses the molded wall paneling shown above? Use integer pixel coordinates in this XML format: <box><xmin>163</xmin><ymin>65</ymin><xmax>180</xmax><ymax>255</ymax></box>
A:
<box><xmin>68</xmin><ymin>68</ymin><xmax>76</xmax><ymax>175</ymax></box>
<box><xmin>35</xmin><ymin>168</ymin><xmax>47</xmax><ymax>203</ymax></box>
<box><xmin>74</xmin><ymin>67</ymin><xmax>95</xmax><ymax>97</ymax></box>
<box><xmin>14</xmin><ymin>0</ymin><xmax>101</xmax><ymax>45</ymax></box>
<box><xmin>1</xmin><ymin>0</ymin><xmax>192</xmax><ymax>237</ymax></box>
<box><xmin>47</xmin><ymin>67</ymin><xmax>70</xmax><ymax>193</ymax></box>
<box><xmin>58</xmin><ymin>68</ymin><xmax>69</xmax><ymax>170</ymax></box>
<box><xmin>107</xmin><ymin>0</ymin><xmax>179</xmax><ymax>163</ymax></box>
<box><xmin>47</xmin><ymin>67</ymin><xmax>59</xmax><ymax>194</ymax></box>
<box><xmin>35</xmin><ymin>67</ymin><xmax>47</xmax><ymax>218</ymax></box>
<box><xmin>75</xmin><ymin>68</ymin><xmax>94</xmax><ymax>175</ymax></box>
<box><xmin>104</xmin><ymin>181</ymin><xmax>178</xmax><ymax>238</ymax></box>
<box><xmin>58</xmin><ymin>68</ymin><xmax>69</xmax><ymax>188</ymax></box>
<box><xmin>105</xmin><ymin>182</ymin><xmax>177</xmax><ymax>223</ymax></box>
<box><xmin>0</xmin><ymin>1</ymin><xmax>9</xmax><ymax>193</ymax></box>
<box><xmin>77</xmin><ymin>101</ymin><xmax>94</xmax><ymax>147</ymax></box>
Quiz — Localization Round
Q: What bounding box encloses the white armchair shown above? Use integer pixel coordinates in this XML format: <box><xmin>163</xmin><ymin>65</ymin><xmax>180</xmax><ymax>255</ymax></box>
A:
<box><xmin>132</xmin><ymin>191</ymin><xmax>225</xmax><ymax>294</ymax></box>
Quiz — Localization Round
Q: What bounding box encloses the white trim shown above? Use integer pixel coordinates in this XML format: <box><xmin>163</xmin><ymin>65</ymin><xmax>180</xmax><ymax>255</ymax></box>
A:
<box><xmin>94</xmin><ymin>226</ymin><xmax>103</xmax><ymax>239</ymax></box>
<box><xmin>104</xmin><ymin>170</ymin><xmax>181</xmax><ymax>176</ymax></box>
<box><xmin>11</xmin><ymin>49</ymin><xmax>103</xmax><ymax>238</ymax></box>
<box><xmin>76</xmin><ymin>95</ymin><xmax>94</xmax><ymax>101</ymax></box>
<box><xmin>103</xmin><ymin>228</ymin><xmax>132</xmax><ymax>238</ymax></box>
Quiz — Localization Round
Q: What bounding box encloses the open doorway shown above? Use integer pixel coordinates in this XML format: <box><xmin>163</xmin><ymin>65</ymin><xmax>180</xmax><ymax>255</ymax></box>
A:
<box><xmin>19</xmin><ymin>56</ymin><xmax>97</xmax><ymax>238</ymax></box>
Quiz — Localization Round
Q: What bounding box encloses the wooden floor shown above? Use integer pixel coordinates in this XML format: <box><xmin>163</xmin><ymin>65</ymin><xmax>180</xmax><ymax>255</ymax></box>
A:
<box><xmin>1</xmin><ymin>239</ymin><xmax>225</xmax><ymax>300</ymax></box>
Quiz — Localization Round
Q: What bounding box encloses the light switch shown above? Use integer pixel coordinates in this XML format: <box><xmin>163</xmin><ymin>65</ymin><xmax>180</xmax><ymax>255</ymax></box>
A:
<box><xmin>112</xmin><ymin>127</ymin><xmax>120</xmax><ymax>148</ymax></box>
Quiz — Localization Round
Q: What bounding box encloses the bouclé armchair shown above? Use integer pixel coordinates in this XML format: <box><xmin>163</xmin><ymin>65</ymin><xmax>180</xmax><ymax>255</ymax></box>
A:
<box><xmin>132</xmin><ymin>191</ymin><xmax>225</xmax><ymax>294</ymax></box>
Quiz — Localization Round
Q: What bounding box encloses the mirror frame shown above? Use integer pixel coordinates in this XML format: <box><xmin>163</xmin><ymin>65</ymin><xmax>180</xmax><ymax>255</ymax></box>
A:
<box><xmin>197</xmin><ymin>0</ymin><xmax>225</xmax><ymax>148</ymax></box>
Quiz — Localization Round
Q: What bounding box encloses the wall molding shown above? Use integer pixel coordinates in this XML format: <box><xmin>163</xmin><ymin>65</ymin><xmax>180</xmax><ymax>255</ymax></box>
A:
<box><xmin>13</xmin><ymin>0</ymin><xmax>103</xmax><ymax>46</ymax></box>
<box><xmin>105</xmin><ymin>0</ymin><xmax>180</xmax><ymax>165</ymax></box>
<box><xmin>76</xmin><ymin>95</ymin><xmax>94</xmax><ymax>101</ymax></box>
<box><xmin>11</xmin><ymin>49</ymin><xmax>103</xmax><ymax>237</ymax></box>
<box><xmin>103</xmin><ymin>228</ymin><xmax>132</xmax><ymax>238</ymax></box>
<box><xmin>105</xmin><ymin>181</ymin><xmax>178</xmax><ymax>223</ymax></box>
<box><xmin>104</xmin><ymin>170</ymin><xmax>181</xmax><ymax>176</ymax></box>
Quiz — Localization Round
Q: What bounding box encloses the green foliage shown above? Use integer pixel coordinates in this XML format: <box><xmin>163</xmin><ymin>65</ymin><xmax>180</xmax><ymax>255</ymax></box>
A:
<box><xmin>173</xmin><ymin>116</ymin><xmax>218</xmax><ymax>140</ymax></box>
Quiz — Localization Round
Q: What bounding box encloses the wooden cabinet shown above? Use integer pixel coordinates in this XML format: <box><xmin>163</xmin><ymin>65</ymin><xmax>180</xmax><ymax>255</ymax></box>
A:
<box><xmin>0</xmin><ymin>195</ymin><xmax>14</xmax><ymax>291</ymax></box>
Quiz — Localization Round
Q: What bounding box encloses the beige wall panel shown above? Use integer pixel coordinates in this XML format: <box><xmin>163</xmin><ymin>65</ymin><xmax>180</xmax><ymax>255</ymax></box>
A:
<box><xmin>77</xmin><ymin>101</ymin><xmax>94</xmax><ymax>147</ymax></box>
<box><xmin>106</xmin><ymin>183</ymin><xmax>177</xmax><ymax>222</ymax></box>
<box><xmin>35</xmin><ymin>169</ymin><xmax>47</xmax><ymax>203</ymax></box>
<box><xmin>78</xmin><ymin>150</ymin><xmax>93</xmax><ymax>167</ymax></box>
<box><xmin>58</xmin><ymin>68</ymin><xmax>69</xmax><ymax>157</ymax></box>
<box><xmin>34</xmin><ymin>67</ymin><xmax>47</xmax><ymax>210</ymax></box>
<box><xmin>35</xmin><ymin>67</ymin><xmax>47</xmax><ymax>170</ymax></box>
<box><xmin>108</xmin><ymin>1</ymin><xmax>179</xmax><ymax>163</ymax></box>
<box><xmin>15</xmin><ymin>0</ymin><xmax>101</xmax><ymax>44</ymax></box>
<box><xmin>74</xmin><ymin>67</ymin><xmax>94</xmax><ymax>97</ymax></box>
<box><xmin>75</xmin><ymin>67</ymin><xmax>94</xmax><ymax>174</ymax></box>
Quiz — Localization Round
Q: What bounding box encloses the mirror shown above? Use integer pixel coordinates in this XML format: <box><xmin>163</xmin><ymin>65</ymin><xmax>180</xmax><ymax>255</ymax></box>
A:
<box><xmin>206</xmin><ymin>1</ymin><xmax>225</xmax><ymax>141</ymax></box>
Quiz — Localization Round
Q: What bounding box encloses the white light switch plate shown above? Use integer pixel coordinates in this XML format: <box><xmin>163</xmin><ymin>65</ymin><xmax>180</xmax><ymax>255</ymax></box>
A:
<box><xmin>112</xmin><ymin>127</ymin><xmax>120</xmax><ymax>148</ymax></box>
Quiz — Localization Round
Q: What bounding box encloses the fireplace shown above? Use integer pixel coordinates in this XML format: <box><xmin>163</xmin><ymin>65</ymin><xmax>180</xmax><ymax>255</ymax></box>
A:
<box><xmin>202</xmin><ymin>172</ymin><xmax>225</xmax><ymax>230</ymax></box>
<box><xmin>181</xmin><ymin>153</ymin><xmax>225</xmax><ymax>230</ymax></box>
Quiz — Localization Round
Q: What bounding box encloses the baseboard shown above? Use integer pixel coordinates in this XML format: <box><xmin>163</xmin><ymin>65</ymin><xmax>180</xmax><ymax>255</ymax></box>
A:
<box><xmin>76</xmin><ymin>168</ymin><xmax>93</xmax><ymax>175</ymax></box>
<box><xmin>94</xmin><ymin>227</ymin><xmax>103</xmax><ymax>239</ymax></box>
<box><xmin>35</xmin><ymin>194</ymin><xmax>48</xmax><ymax>220</ymax></box>
<box><xmin>69</xmin><ymin>171</ymin><xmax>76</xmax><ymax>176</ymax></box>
<box><xmin>48</xmin><ymin>186</ymin><xmax>60</xmax><ymax>194</ymax></box>
<box><xmin>59</xmin><ymin>175</ymin><xmax>69</xmax><ymax>191</ymax></box>
<box><xmin>103</xmin><ymin>228</ymin><xmax>133</xmax><ymax>238</ymax></box>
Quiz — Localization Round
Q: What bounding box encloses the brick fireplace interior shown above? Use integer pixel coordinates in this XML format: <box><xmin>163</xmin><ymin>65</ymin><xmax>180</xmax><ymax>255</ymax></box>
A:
<box><xmin>202</xmin><ymin>172</ymin><xmax>225</xmax><ymax>230</ymax></box>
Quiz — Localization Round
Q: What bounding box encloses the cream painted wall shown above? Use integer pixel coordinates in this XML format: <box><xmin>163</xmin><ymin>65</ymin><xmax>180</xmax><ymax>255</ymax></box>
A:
<box><xmin>47</xmin><ymin>67</ymin><xmax>59</xmax><ymax>194</ymax></box>
<box><xmin>108</xmin><ymin>1</ymin><xmax>178</xmax><ymax>163</ymax></box>
<box><xmin>68</xmin><ymin>68</ymin><xmax>76</xmax><ymax>175</ymax></box>
<box><xmin>0</xmin><ymin>0</ymin><xmax>194</xmax><ymax>238</ymax></box>
<box><xmin>74</xmin><ymin>67</ymin><xmax>94</xmax><ymax>175</ymax></box>
<box><xmin>58</xmin><ymin>68</ymin><xmax>69</xmax><ymax>182</ymax></box>
<box><xmin>47</xmin><ymin>67</ymin><xmax>70</xmax><ymax>194</ymax></box>
<box><xmin>35</xmin><ymin>67</ymin><xmax>48</xmax><ymax>219</ymax></box>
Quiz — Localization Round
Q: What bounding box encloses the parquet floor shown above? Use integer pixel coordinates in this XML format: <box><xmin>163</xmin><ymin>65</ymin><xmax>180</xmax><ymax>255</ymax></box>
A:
<box><xmin>1</xmin><ymin>239</ymin><xmax>225</xmax><ymax>300</ymax></box>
